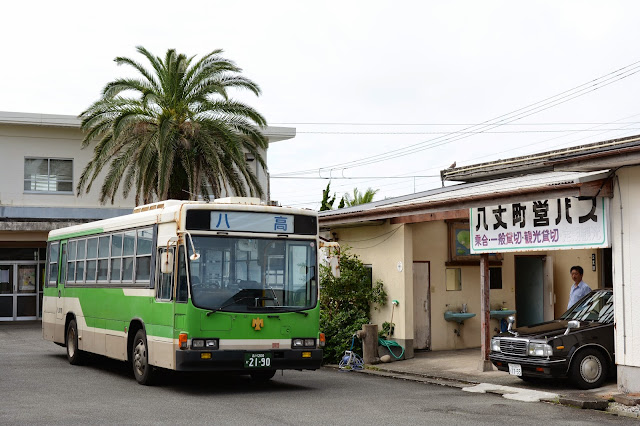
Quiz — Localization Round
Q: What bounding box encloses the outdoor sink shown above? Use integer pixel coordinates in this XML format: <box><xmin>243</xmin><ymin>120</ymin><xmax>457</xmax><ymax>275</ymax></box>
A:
<box><xmin>444</xmin><ymin>311</ymin><xmax>476</xmax><ymax>324</ymax></box>
<box><xmin>490</xmin><ymin>309</ymin><xmax>516</xmax><ymax>319</ymax></box>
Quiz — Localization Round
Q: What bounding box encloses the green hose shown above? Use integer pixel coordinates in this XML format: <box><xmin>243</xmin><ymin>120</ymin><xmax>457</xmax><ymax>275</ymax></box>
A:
<box><xmin>378</xmin><ymin>337</ymin><xmax>405</xmax><ymax>360</ymax></box>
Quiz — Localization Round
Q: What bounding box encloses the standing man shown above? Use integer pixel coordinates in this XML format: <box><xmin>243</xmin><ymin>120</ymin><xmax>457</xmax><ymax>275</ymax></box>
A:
<box><xmin>568</xmin><ymin>265</ymin><xmax>591</xmax><ymax>309</ymax></box>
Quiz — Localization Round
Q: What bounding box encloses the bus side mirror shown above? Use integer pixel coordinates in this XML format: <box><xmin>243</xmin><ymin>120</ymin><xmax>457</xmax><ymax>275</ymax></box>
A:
<box><xmin>161</xmin><ymin>251</ymin><xmax>174</xmax><ymax>274</ymax></box>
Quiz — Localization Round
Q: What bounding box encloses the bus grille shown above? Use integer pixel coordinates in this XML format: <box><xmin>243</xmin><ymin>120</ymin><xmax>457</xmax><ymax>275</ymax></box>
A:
<box><xmin>499</xmin><ymin>339</ymin><xmax>528</xmax><ymax>356</ymax></box>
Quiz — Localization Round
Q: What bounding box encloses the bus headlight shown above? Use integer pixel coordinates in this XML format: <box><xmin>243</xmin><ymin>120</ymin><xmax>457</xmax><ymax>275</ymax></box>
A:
<box><xmin>528</xmin><ymin>342</ymin><xmax>553</xmax><ymax>357</ymax></box>
<box><xmin>192</xmin><ymin>339</ymin><xmax>205</xmax><ymax>348</ymax></box>
<box><xmin>205</xmin><ymin>339</ymin><xmax>218</xmax><ymax>349</ymax></box>
<box><xmin>292</xmin><ymin>338</ymin><xmax>316</xmax><ymax>348</ymax></box>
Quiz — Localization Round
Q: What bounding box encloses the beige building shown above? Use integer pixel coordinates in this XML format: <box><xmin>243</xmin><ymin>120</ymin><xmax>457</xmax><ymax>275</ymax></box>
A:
<box><xmin>0</xmin><ymin>110</ymin><xmax>295</xmax><ymax>322</ymax></box>
<box><xmin>320</xmin><ymin>134</ymin><xmax>640</xmax><ymax>392</ymax></box>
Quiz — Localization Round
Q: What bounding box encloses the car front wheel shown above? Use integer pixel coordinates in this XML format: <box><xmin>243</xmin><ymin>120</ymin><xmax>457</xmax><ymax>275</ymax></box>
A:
<box><xmin>570</xmin><ymin>348</ymin><xmax>607</xmax><ymax>389</ymax></box>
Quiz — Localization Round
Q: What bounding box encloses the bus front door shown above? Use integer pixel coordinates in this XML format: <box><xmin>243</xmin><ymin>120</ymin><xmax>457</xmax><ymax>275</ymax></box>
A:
<box><xmin>54</xmin><ymin>242</ymin><xmax>67</xmax><ymax>343</ymax></box>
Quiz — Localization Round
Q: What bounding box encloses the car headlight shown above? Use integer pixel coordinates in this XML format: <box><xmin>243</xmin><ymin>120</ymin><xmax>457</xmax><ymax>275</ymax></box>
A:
<box><xmin>528</xmin><ymin>342</ymin><xmax>553</xmax><ymax>357</ymax></box>
<box><xmin>491</xmin><ymin>338</ymin><xmax>501</xmax><ymax>352</ymax></box>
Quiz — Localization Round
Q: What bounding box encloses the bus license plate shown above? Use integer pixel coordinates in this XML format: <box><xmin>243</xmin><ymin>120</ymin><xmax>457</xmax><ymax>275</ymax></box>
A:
<box><xmin>508</xmin><ymin>363</ymin><xmax>522</xmax><ymax>376</ymax></box>
<box><xmin>244</xmin><ymin>352</ymin><xmax>272</xmax><ymax>369</ymax></box>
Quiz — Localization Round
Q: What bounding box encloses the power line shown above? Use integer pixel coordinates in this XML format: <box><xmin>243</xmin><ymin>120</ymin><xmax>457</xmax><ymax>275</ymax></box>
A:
<box><xmin>273</xmin><ymin>113</ymin><xmax>640</xmax><ymax>203</ymax></box>
<box><xmin>296</xmin><ymin>128</ymin><xmax>640</xmax><ymax>135</ymax></box>
<box><xmin>283</xmin><ymin>69</ymin><xmax>640</xmax><ymax>173</ymax></box>
<box><xmin>272</xmin><ymin>121</ymin><xmax>640</xmax><ymax>126</ymax></box>
<box><xmin>271</xmin><ymin>175</ymin><xmax>439</xmax><ymax>180</ymax></box>
<box><xmin>273</xmin><ymin>59</ymin><xmax>640</xmax><ymax>177</ymax></box>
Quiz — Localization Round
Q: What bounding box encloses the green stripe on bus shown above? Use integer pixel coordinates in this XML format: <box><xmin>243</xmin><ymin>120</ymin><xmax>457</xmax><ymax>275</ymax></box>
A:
<box><xmin>48</xmin><ymin>228</ymin><xmax>104</xmax><ymax>241</ymax></box>
<box><xmin>44</xmin><ymin>287</ymin><xmax>320</xmax><ymax>340</ymax></box>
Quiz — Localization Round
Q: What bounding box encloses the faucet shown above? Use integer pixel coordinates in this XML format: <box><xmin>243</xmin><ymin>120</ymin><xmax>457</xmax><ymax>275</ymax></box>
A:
<box><xmin>461</xmin><ymin>304</ymin><xmax>467</xmax><ymax>313</ymax></box>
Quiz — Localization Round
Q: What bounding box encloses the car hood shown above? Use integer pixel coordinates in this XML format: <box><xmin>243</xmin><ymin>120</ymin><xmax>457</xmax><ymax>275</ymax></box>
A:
<box><xmin>497</xmin><ymin>320</ymin><xmax>605</xmax><ymax>340</ymax></box>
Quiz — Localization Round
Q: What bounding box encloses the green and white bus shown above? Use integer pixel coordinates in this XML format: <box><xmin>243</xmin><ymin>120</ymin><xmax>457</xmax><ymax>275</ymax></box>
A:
<box><xmin>43</xmin><ymin>198</ymin><xmax>323</xmax><ymax>384</ymax></box>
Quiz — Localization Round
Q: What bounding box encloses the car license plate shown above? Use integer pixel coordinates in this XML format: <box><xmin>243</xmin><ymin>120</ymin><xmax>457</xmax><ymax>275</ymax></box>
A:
<box><xmin>508</xmin><ymin>363</ymin><xmax>522</xmax><ymax>376</ymax></box>
<box><xmin>244</xmin><ymin>352</ymin><xmax>272</xmax><ymax>369</ymax></box>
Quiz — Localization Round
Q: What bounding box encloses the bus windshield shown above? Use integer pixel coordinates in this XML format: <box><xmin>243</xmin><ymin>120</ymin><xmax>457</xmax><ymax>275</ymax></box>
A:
<box><xmin>187</xmin><ymin>236</ymin><xmax>317</xmax><ymax>313</ymax></box>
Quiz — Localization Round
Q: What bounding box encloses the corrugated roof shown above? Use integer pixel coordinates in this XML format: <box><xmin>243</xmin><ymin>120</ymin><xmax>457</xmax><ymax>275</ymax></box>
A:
<box><xmin>440</xmin><ymin>133</ymin><xmax>640</xmax><ymax>182</ymax></box>
<box><xmin>319</xmin><ymin>170</ymin><xmax>609</xmax><ymax>222</ymax></box>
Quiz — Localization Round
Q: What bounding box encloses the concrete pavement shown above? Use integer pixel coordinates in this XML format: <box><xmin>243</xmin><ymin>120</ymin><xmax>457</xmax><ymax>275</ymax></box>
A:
<box><xmin>328</xmin><ymin>348</ymin><xmax>640</xmax><ymax>418</ymax></box>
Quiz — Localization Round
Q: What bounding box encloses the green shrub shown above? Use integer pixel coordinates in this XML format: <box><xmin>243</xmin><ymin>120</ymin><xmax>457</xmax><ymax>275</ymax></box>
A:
<box><xmin>319</xmin><ymin>248</ymin><xmax>386</xmax><ymax>363</ymax></box>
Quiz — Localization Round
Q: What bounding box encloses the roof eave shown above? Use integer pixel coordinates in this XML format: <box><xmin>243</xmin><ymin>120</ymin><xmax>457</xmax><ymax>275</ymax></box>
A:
<box><xmin>0</xmin><ymin>110</ymin><xmax>296</xmax><ymax>143</ymax></box>
<box><xmin>319</xmin><ymin>178</ymin><xmax>611</xmax><ymax>227</ymax></box>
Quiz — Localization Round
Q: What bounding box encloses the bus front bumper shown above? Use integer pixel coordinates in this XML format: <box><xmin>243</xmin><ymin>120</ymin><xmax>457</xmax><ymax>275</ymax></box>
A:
<box><xmin>175</xmin><ymin>349</ymin><xmax>323</xmax><ymax>372</ymax></box>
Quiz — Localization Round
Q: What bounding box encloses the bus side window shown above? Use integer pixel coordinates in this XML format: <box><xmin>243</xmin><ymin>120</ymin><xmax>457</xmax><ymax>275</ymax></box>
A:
<box><xmin>176</xmin><ymin>246</ymin><xmax>188</xmax><ymax>303</ymax></box>
<box><xmin>47</xmin><ymin>242</ymin><xmax>59</xmax><ymax>287</ymax></box>
<box><xmin>156</xmin><ymin>248</ymin><xmax>173</xmax><ymax>301</ymax></box>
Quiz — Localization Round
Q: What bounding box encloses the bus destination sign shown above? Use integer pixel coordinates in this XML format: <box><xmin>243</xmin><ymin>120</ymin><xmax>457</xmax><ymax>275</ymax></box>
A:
<box><xmin>210</xmin><ymin>212</ymin><xmax>294</xmax><ymax>234</ymax></box>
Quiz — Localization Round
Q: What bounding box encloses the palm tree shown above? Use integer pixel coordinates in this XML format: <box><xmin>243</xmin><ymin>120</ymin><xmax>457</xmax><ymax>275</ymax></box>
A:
<box><xmin>343</xmin><ymin>187</ymin><xmax>379</xmax><ymax>207</ymax></box>
<box><xmin>77</xmin><ymin>46</ymin><xmax>268</xmax><ymax>205</ymax></box>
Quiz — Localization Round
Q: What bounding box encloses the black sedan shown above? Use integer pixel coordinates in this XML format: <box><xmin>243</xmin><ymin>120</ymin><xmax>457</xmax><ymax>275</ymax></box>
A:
<box><xmin>489</xmin><ymin>289</ymin><xmax>614</xmax><ymax>389</ymax></box>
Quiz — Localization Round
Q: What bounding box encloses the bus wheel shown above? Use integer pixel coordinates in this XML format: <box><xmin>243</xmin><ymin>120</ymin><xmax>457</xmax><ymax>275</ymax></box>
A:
<box><xmin>132</xmin><ymin>329</ymin><xmax>154</xmax><ymax>385</ymax></box>
<box><xmin>250</xmin><ymin>370</ymin><xmax>276</xmax><ymax>382</ymax></box>
<box><xmin>66</xmin><ymin>319</ymin><xmax>83</xmax><ymax>365</ymax></box>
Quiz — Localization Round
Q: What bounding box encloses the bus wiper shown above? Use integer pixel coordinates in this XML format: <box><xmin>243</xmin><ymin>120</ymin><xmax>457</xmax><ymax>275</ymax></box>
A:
<box><xmin>265</xmin><ymin>284</ymin><xmax>280</xmax><ymax>306</ymax></box>
<box><xmin>206</xmin><ymin>297</ymin><xmax>253</xmax><ymax>316</ymax></box>
<box><xmin>293</xmin><ymin>310</ymin><xmax>309</xmax><ymax>316</ymax></box>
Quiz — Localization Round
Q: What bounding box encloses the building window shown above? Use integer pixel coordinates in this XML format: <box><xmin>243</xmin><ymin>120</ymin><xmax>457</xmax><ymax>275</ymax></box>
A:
<box><xmin>24</xmin><ymin>158</ymin><xmax>73</xmax><ymax>193</ymax></box>
<box><xmin>364</xmin><ymin>265</ymin><xmax>373</xmax><ymax>286</ymax></box>
<box><xmin>446</xmin><ymin>268</ymin><xmax>462</xmax><ymax>291</ymax></box>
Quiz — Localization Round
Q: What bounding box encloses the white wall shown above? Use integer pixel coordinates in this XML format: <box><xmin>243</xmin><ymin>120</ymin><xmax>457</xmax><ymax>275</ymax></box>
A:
<box><xmin>0</xmin><ymin>124</ymin><xmax>135</xmax><ymax>208</ymax></box>
<box><xmin>612</xmin><ymin>166</ymin><xmax>640</xmax><ymax>392</ymax></box>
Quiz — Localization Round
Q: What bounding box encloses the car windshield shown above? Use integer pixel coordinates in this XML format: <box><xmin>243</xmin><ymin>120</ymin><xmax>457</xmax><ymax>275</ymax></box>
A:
<box><xmin>560</xmin><ymin>290</ymin><xmax>614</xmax><ymax>323</ymax></box>
<box><xmin>186</xmin><ymin>236</ymin><xmax>317</xmax><ymax>313</ymax></box>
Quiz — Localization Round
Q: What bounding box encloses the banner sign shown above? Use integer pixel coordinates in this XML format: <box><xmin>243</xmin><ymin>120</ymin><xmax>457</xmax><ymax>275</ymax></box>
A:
<box><xmin>209</xmin><ymin>212</ymin><xmax>294</xmax><ymax>234</ymax></box>
<box><xmin>470</xmin><ymin>197</ymin><xmax>609</xmax><ymax>253</ymax></box>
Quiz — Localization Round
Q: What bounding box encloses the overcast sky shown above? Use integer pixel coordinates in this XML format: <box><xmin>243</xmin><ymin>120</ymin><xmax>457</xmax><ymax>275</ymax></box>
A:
<box><xmin>3</xmin><ymin>1</ymin><xmax>640</xmax><ymax>209</ymax></box>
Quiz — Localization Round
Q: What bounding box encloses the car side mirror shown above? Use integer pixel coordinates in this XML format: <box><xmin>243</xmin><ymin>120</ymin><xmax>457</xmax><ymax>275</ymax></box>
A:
<box><xmin>507</xmin><ymin>315</ymin><xmax>515</xmax><ymax>331</ymax></box>
<box><xmin>564</xmin><ymin>320</ymin><xmax>580</xmax><ymax>335</ymax></box>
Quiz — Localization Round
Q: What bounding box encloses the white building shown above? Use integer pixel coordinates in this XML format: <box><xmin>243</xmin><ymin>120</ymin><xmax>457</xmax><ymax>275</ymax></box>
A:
<box><xmin>0</xmin><ymin>110</ymin><xmax>294</xmax><ymax>322</ymax></box>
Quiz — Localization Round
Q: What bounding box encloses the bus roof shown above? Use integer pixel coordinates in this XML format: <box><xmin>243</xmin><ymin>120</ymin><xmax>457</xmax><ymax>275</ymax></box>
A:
<box><xmin>48</xmin><ymin>199</ymin><xmax>316</xmax><ymax>241</ymax></box>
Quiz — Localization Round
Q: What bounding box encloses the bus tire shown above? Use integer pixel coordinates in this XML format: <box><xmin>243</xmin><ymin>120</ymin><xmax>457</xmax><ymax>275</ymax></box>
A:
<box><xmin>132</xmin><ymin>329</ymin><xmax>154</xmax><ymax>385</ymax></box>
<box><xmin>250</xmin><ymin>370</ymin><xmax>276</xmax><ymax>382</ymax></box>
<box><xmin>66</xmin><ymin>319</ymin><xmax>83</xmax><ymax>365</ymax></box>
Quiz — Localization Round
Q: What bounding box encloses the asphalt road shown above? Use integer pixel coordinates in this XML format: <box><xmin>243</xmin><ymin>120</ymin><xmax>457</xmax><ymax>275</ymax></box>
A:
<box><xmin>0</xmin><ymin>322</ymin><xmax>634</xmax><ymax>425</ymax></box>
